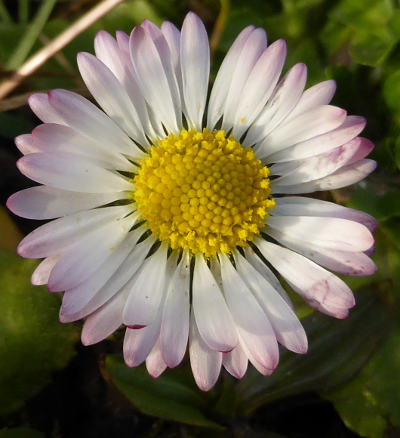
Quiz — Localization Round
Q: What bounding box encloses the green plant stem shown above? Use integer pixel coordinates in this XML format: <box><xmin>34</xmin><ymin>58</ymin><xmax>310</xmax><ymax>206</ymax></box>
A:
<box><xmin>19</xmin><ymin>0</ymin><xmax>29</xmax><ymax>24</ymax></box>
<box><xmin>0</xmin><ymin>0</ymin><xmax>12</xmax><ymax>23</ymax></box>
<box><xmin>6</xmin><ymin>0</ymin><xmax>57</xmax><ymax>71</ymax></box>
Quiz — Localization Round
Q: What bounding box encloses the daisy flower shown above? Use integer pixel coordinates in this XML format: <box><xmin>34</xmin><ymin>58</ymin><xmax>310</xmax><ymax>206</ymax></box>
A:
<box><xmin>7</xmin><ymin>12</ymin><xmax>377</xmax><ymax>391</ymax></box>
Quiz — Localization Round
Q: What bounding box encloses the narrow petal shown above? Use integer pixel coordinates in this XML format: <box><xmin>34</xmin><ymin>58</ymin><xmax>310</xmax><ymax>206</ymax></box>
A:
<box><xmin>232</xmin><ymin>39</ymin><xmax>287</xmax><ymax>139</ymax></box>
<box><xmin>222</xmin><ymin>344</ymin><xmax>248</xmax><ymax>379</ymax></box>
<box><xmin>48</xmin><ymin>214</ymin><xmax>137</xmax><ymax>292</ymax></box>
<box><xmin>129</xmin><ymin>26</ymin><xmax>180</xmax><ymax>133</ymax></box>
<box><xmin>219</xmin><ymin>254</ymin><xmax>279</xmax><ymax>371</ymax></box>
<box><xmin>189</xmin><ymin>313</ymin><xmax>222</xmax><ymax>391</ymax></box>
<box><xmin>15</xmin><ymin>134</ymin><xmax>40</xmax><ymax>154</ymax></box>
<box><xmin>266</xmin><ymin>229</ymin><xmax>377</xmax><ymax>276</ymax></box>
<box><xmin>234</xmin><ymin>252</ymin><xmax>307</xmax><ymax>354</ymax></box>
<box><xmin>243</xmin><ymin>246</ymin><xmax>293</xmax><ymax>308</ymax></box>
<box><xmin>192</xmin><ymin>254</ymin><xmax>238</xmax><ymax>352</ymax></box>
<box><xmin>60</xmin><ymin>228</ymin><xmax>143</xmax><ymax>315</ymax></box>
<box><xmin>31</xmin><ymin>123</ymin><xmax>134</xmax><ymax>172</ymax></box>
<box><xmin>31</xmin><ymin>255</ymin><xmax>61</xmax><ymax>285</ymax></box>
<box><xmin>180</xmin><ymin>12</ymin><xmax>210</xmax><ymax>129</ymax></box>
<box><xmin>17</xmin><ymin>153</ymin><xmax>133</xmax><ymax>193</ymax></box>
<box><xmin>28</xmin><ymin>93</ymin><xmax>64</xmax><ymax>124</ymax></box>
<box><xmin>77</xmin><ymin>52</ymin><xmax>148</xmax><ymax>146</ymax></box>
<box><xmin>272</xmin><ymin>196</ymin><xmax>377</xmax><ymax>232</ymax></box>
<box><xmin>60</xmin><ymin>234</ymin><xmax>154</xmax><ymax>323</ymax></box>
<box><xmin>95</xmin><ymin>30</ymin><xmax>155</xmax><ymax>142</ymax></box>
<box><xmin>286</xmin><ymin>79</ymin><xmax>337</xmax><ymax>121</ymax></box>
<box><xmin>124</xmin><ymin>312</ymin><xmax>162</xmax><ymax>368</ymax></box>
<box><xmin>244</xmin><ymin>62</ymin><xmax>306</xmax><ymax>146</ymax></box>
<box><xmin>146</xmin><ymin>340</ymin><xmax>167</xmax><ymax>378</ymax></box>
<box><xmin>48</xmin><ymin>89</ymin><xmax>143</xmax><ymax>159</ymax></box>
<box><xmin>160</xmin><ymin>251</ymin><xmax>190</xmax><ymax>368</ymax></box>
<box><xmin>272</xmin><ymin>159</ymin><xmax>377</xmax><ymax>194</ymax></box>
<box><xmin>221</xmin><ymin>28</ymin><xmax>267</xmax><ymax>131</ymax></box>
<box><xmin>17</xmin><ymin>205</ymin><xmax>132</xmax><ymax>258</ymax></box>
<box><xmin>255</xmin><ymin>105</ymin><xmax>347</xmax><ymax>159</ymax></box>
<box><xmin>268</xmin><ymin>116</ymin><xmax>366</xmax><ymax>163</ymax></box>
<box><xmin>7</xmin><ymin>186</ymin><xmax>125</xmax><ymax>220</ymax></box>
<box><xmin>81</xmin><ymin>287</ymin><xmax>129</xmax><ymax>345</ymax></box>
<box><xmin>122</xmin><ymin>244</ymin><xmax>169</xmax><ymax>327</ymax></box>
<box><xmin>254</xmin><ymin>238</ymin><xmax>355</xmax><ymax>319</ymax></box>
<box><xmin>266</xmin><ymin>215</ymin><xmax>374</xmax><ymax>252</ymax></box>
<box><xmin>207</xmin><ymin>25</ymin><xmax>255</xmax><ymax>130</ymax></box>
<box><xmin>271</xmin><ymin>137</ymin><xmax>374</xmax><ymax>184</ymax></box>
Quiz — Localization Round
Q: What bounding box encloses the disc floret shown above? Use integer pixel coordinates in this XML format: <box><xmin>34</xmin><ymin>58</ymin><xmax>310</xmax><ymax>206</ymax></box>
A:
<box><xmin>134</xmin><ymin>128</ymin><xmax>274</xmax><ymax>257</ymax></box>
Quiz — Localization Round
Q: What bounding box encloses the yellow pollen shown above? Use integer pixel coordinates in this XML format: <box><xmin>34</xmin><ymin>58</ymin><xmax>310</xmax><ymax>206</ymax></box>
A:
<box><xmin>134</xmin><ymin>129</ymin><xmax>275</xmax><ymax>257</ymax></box>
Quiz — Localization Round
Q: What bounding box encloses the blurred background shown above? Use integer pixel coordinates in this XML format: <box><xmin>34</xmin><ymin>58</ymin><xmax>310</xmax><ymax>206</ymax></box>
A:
<box><xmin>0</xmin><ymin>0</ymin><xmax>400</xmax><ymax>437</ymax></box>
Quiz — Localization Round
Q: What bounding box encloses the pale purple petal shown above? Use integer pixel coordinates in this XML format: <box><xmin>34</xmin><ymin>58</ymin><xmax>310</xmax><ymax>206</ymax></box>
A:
<box><xmin>189</xmin><ymin>313</ymin><xmax>222</xmax><ymax>391</ymax></box>
<box><xmin>192</xmin><ymin>254</ymin><xmax>238</xmax><ymax>352</ymax></box>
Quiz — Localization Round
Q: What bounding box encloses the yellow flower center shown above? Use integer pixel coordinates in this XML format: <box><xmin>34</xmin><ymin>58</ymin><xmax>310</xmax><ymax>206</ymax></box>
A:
<box><xmin>134</xmin><ymin>129</ymin><xmax>274</xmax><ymax>257</ymax></box>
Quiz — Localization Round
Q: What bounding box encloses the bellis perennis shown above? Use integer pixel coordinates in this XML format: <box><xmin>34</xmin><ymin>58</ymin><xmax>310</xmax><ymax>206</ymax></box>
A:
<box><xmin>8</xmin><ymin>12</ymin><xmax>377</xmax><ymax>391</ymax></box>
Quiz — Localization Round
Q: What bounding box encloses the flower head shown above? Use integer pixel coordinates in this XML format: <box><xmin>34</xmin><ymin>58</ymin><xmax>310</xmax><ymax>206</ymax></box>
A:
<box><xmin>8</xmin><ymin>12</ymin><xmax>377</xmax><ymax>391</ymax></box>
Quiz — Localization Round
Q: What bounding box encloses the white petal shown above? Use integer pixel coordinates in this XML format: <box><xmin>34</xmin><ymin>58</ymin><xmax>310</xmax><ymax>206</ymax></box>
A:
<box><xmin>192</xmin><ymin>254</ymin><xmax>238</xmax><ymax>352</ymax></box>
<box><xmin>222</xmin><ymin>344</ymin><xmax>248</xmax><ymax>379</ymax></box>
<box><xmin>129</xmin><ymin>25</ymin><xmax>180</xmax><ymax>134</ymax></box>
<box><xmin>60</xmin><ymin>234</ymin><xmax>154</xmax><ymax>322</ymax></box>
<box><xmin>286</xmin><ymin>79</ymin><xmax>337</xmax><ymax>121</ymax></box>
<box><xmin>142</xmin><ymin>20</ymin><xmax>182</xmax><ymax>129</ymax></box>
<box><xmin>244</xmin><ymin>62</ymin><xmax>306</xmax><ymax>146</ymax></box>
<box><xmin>219</xmin><ymin>254</ymin><xmax>279</xmax><ymax>372</ymax></box>
<box><xmin>28</xmin><ymin>93</ymin><xmax>64</xmax><ymax>124</ymax></box>
<box><xmin>77</xmin><ymin>52</ymin><xmax>148</xmax><ymax>146</ymax></box>
<box><xmin>272</xmin><ymin>159</ymin><xmax>377</xmax><ymax>194</ymax></box>
<box><xmin>15</xmin><ymin>134</ymin><xmax>40</xmax><ymax>154</ymax></box>
<box><xmin>254</xmin><ymin>238</ymin><xmax>355</xmax><ymax>319</ymax></box>
<box><xmin>60</xmin><ymin>228</ymin><xmax>143</xmax><ymax>315</ymax></box>
<box><xmin>48</xmin><ymin>213</ymin><xmax>136</xmax><ymax>292</ymax></box>
<box><xmin>160</xmin><ymin>251</ymin><xmax>190</xmax><ymax>368</ymax></box>
<box><xmin>122</xmin><ymin>244</ymin><xmax>169</xmax><ymax>327</ymax></box>
<box><xmin>146</xmin><ymin>339</ymin><xmax>167</xmax><ymax>378</ymax></box>
<box><xmin>17</xmin><ymin>205</ymin><xmax>132</xmax><ymax>258</ymax></box>
<box><xmin>221</xmin><ymin>28</ymin><xmax>267</xmax><ymax>131</ymax></box>
<box><xmin>255</xmin><ymin>105</ymin><xmax>347</xmax><ymax>159</ymax></box>
<box><xmin>234</xmin><ymin>252</ymin><xmax>307</xmax><ymax>354</ymax></box>
<box><xmin>81</xmin><ymin>287</ymin><xmax>128</xmax><ymax>346</ymax></box>
<box><xmin>266</xmin><ymin>215</ymin><xmax>374</xmax><ymax>252</ymax></box>
<box><xmin>31</xmin><ymin>255</ymin><xmax>61</xmax><ymax>285</ymax></box>
<box><xmin>232</xmin><ymin>39</ymin><xmax>287</xmax><ymax>139</ymax></box>
<box><xmin>124</xmin><ymin>311</ymin><xmax>162</xmax><ymax>367</ymax></box>
<box><xmin>189</xmin><ymin>313</ymin><xmax>222</xmax><ymax>391</ymax></box>
<box><xmin>243</xmin><ymin>246</ymin><xmax>293</xmax><ymax>308</ymax></box>
<box><xmin>31</xmin><ymin>123</ymin><xmax>134</xmax><ymax>172</ymax></box>
<box><xmin>7</xmin><ymin>186</ymin><xmax>125</xmax><ymax>220</ymax></box>
<box><xmin>271</xmin><ymin>137</ymin><xmax>374</xmax><ymax>184</ymax></box>
<box><xmin>266</xmin><ymin>230</ymin><xmax>377</xmax><ymax>276</ymax></box>
<box><xmin>17</xmin><ymin>152</ymin><xmax>133</xmax><ymax>193</ymax></box>
<box><xmin>268</xmin><ymin>116</ymin><xmax>366</xmax><ymax>163</ymax></box>
<box><xmin>273</xmin><ymin>196</ymin><xmax>377</xmax><ymax>232</ymax></box>
<box><xmin>161</xmin><ymin>21</ymin><xmax>182</xmax><ymax>89</ymax></box>
<box><xmin>95</xmin><ymin>30</ymin><xmax>155</xmax><ymax>142</ymax></box>
<box><xmin>207</xmin><ymin>25</ymin><xmax>255</xmax><ymax>130</ymax></box>
<box><xmin>180</xmin><ymin>12</ymin><xmax>210</xmax><ymax>129</ymax></box>
<box><xmin>48</xmin><ymin>89</ymin><xmax>143</xmax><ymax>159</ymax></box>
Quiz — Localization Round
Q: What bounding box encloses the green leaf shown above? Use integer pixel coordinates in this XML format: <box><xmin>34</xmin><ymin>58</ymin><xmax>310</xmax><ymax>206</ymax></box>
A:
<box><xmin>0</xmin><ymin>428</ymin><xmax>44</xmax><ymax>438</ymax></box>
<box><xmin>325</xmin><ymin>326</ymin><xmax>400</xmax><ymax>438</ymax></box>
<box><xmin>350</xmin><ymin>29</ymin><xmax>395</xmax><ymax>67</ymax></box>
<box><xmin>0</xmin><ymin>250</ymin><xmax>79</xmax><ymax>415</ymax></box>
<box><xmin>383</xmin><ymin>69</ymin><xmax>400</xmax><ymax>112</ymax></box>
<box><xmin>346</xmin><ymin>186</ymin><xmax>400</xmax><ymax>221</ymax></box>
<box><xmin>0</xmin><ymin>206</ymin><xmax>22</xmax><ymax>250</ymax></box>
<box><xmin>234</xmin><ymin>289</ymin><xmax>391</xmax><ymax>415</ymax></box>
<box><xmin>104</xmin><ymin>355</ymin><xmax>223</xmax><ymax>429</ymax></box>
